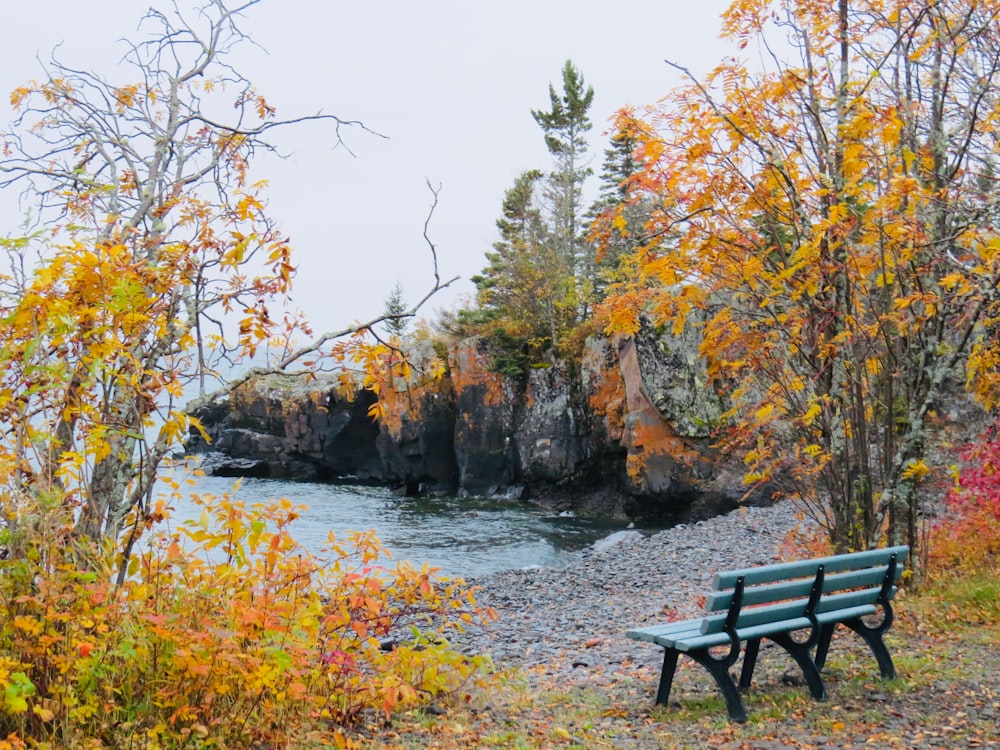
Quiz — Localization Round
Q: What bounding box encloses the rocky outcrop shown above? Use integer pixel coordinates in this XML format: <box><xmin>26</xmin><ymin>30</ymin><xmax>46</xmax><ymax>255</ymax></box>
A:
<box><xmin>445</xmin><ymin>338</ymin><xmax>598</xmax><ymax>496</ymax></box>
<box><xmin>376</xmin><ymin>343</ymin><xmax>460</xmax><ymax>495</ymax></box>
<box><xmin>186</xmin><ymin>323</ymin><xmax>754</xmax><ymax>521</ymax></box>
<box><xmin>580</xmin><ymin>331</ymin><xmax>749</xmax><ymax>520</ymax></box>
<box><xmin>516</xmin><ymin>358</ymin><xmax>594</xmax><ymax>485</ymax></box>
<box><xmin>448</xmin><ymin>338</ymin><xmax>521</xmax><ymax>494</ymax></box>
<box><xmin>187</xmin><ymin>373</ymin><xmax>382</xmax><ymax>481</ymax></box>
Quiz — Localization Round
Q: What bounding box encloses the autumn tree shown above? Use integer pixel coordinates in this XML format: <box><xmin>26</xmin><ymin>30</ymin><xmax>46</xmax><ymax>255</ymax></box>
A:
<box><xmin>603</xmin><ymin>0</ymin><xmax>1000</xmax><ymax>557</ymax></box>
<box><xmin>587</xmin><ymin>116</ymin><xmax>655</xmax><ymax>300</ymax></box>
<box><xmin>0</xmin><ymin>0</ymin><xmax>450</xmax><ymax>562</ymax></box>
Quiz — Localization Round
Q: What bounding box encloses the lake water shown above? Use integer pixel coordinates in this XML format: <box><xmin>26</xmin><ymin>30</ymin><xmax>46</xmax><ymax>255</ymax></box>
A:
<box><xmin>157</xmin><ymin>470</ymin><xmax>639</xmax><ymax>578</ymax></box>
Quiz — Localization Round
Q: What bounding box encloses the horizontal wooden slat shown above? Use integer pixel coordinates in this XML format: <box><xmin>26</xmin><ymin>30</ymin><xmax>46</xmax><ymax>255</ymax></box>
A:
<box><xmin>669</xmin><ymin>616</ymin><xmax>811</xmax><ymax>651</ymax></box>
<box><xmin>656</xmin><ymin>629</ymin><xmax>732</xmax><ymax>651</ymax></box>
<box><xmin>707</xmin><ymin>578</ymin><xmax>815</xmax><ymax>611</ymax></box>
<box><xmin>700</xmin><ymin>586</ymin><xmax>892</xmax><ymax>634</ymax></box>
<box><xmin>706</xmin><ymin>567</ymin><xmax>896</xmax><ymax>611</ymax></box>
<box><xmin>816</xmin><ymin>586</ymin><xmax>896</xmax><ymax>612</ymax></box>
<box><xmin>712</xmin><ymin>545</ymin><xmax>909</xmax><ymax>590</ymax></box>
<box><xmin>660</xmin><ymin>603</ymin><xmax>882</xmax><ymax>652</ymax></box>
<box><xmin>626</xmin><ymin>619</ymin><xmax>703</xmax><ymax>643</ymax></box>
<box><xmin>700</xmin><ymin>599</ymin><xmax>808</xmax><ymax>633</ymax></box>
<box><xmin>816</xmin><ymin>567</ymin><xmax>896</xmax><ymax>595</ymax></box>
<box><xmin>814</xmin><ymin>603</ymin><xmax>878</xmax><ymax>625</ymax></box>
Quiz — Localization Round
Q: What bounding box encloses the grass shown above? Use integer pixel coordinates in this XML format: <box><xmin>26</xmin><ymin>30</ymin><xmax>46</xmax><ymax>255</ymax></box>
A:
<box><xmin>361</xmin><ymin>567</ymin><xmax>1000</xmax><ymax>749</ymax></box>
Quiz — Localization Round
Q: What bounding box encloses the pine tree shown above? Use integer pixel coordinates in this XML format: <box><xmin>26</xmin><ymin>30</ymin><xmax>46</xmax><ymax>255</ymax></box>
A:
<box><xmin>456</xmin><ymin>62</ymin><xmax>596</xmax><ymax>363</ymax></box>
<box><xmin>587</xmin><ymin>123</ymin><xmax>651</xmax><ymax>299</ymax></box>
<box><xmin>382</xmin><ymin>279</ymin><xmax>408</xmax><ymax>339</ymax></box>
<box><xmin>531</xmin><ymin>60</ymin><xmax>594</xmax><ymax>294</ymax></box>
<box><xmin>471</xmin><ymin>170</ymin><xmax>554</xmax><ymax>338</ymax></box>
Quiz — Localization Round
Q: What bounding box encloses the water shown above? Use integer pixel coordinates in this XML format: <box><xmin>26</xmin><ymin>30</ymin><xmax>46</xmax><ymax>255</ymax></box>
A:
<box><xmin>156</xmin><ymin>470</ymin><xmax>637</xmax><ymax>578</ymax></box>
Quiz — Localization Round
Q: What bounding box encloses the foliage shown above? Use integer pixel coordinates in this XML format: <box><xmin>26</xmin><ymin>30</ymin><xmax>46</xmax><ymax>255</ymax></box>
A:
<box><xmin>0</xmin><ymin>0</ymin><xmax>455</xmax><ymax>571</ymax></box>
<box><xmin>600</xmin><ymin>0</ymin><xmax>1000</xmax><ymax>555</ymax></box>
<box><xmin>484</xmin><ymin>327</ymin><xmax>537</xmax><ymax>381</ymax></box>
<box><xmin>531</xmin><ymin>59</ymin><xmax>595</xmax><ymax>292</ymax></box>
<box><xmin>470</xmin><ymin>170</ymin><xmax>553</xmax><ymax>335</ymax></box>
<box><xmin>0</xmin><ymin>482</ymin><xmax>495</xmax><ymax>748</ymax></box>
<box><xmin>0</xmin><ymin>0</ymin><xmax>355</xmax><ymax>558</ymax></box>
<box><xmin>0</xmin><ymin>4</ymin><xmax>470</xmax><ymax>747</ymax></box>
<box><xmin>586</xmin><ymin>115</ymin><xmax>656</xmax><ymax>300</ymax></box>
<box><xmin>459</xmin><ymin>61</ymin><xmax>595</xmax><ymax>365</ymax></box>
<box><xmin>927</xmin><ymin>420</ymin><xmax>1000</xmax><ymax>585</ymax></box>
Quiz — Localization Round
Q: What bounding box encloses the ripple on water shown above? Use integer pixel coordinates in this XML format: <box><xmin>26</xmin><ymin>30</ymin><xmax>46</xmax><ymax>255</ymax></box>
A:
<box><xmin>152</xmin><ymin>470</ymin><xmax>656</xmax><ymax>578</ymax></box>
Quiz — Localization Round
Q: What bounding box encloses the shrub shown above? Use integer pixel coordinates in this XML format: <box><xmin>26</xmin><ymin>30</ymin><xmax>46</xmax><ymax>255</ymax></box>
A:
<box><xmin>927</xmin><ymin>421</ymin><xmax>1000</xmax><ymax>580</ymax></box>
<box><xmin>0</xmin><ymin>487</ymin><xmax>495</xmax><ymax>748</ymax></box>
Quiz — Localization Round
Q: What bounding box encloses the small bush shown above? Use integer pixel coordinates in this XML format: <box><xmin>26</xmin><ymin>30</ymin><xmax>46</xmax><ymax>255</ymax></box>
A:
<box><xmin>928</xmin><ymin>420</ymin><xmax>1000</xmax><ymax>582</ymax></box>
<box><xmin>777</xmin><ymin>510</ymin><xmax>833</xmax><ymax>562</ymax></box>
<box><xmin>0</xmin><ymin>488</ymin><xmax>495</xmax><ymax>748</ymax></box>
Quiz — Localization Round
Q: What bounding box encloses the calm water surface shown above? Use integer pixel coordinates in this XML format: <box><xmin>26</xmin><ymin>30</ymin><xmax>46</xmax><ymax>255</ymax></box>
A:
<box><xmin>157</xmin><ymin>470</ymin><xmax>637</xmax><ymax>578</ymax></box>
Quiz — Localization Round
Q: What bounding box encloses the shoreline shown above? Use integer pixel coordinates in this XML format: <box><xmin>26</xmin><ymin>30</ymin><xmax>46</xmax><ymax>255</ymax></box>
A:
<box><xmin>453</xmin><ymin>500</ymin><xmax>814</xmax><ymax>679</ymax></box>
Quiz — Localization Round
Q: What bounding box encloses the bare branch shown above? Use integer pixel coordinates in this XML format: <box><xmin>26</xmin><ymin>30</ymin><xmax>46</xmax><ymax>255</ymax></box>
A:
<box><xmin>221</xmin><ymin>180</ymin><xmax>458</xmax><ymax>393</ymax></box>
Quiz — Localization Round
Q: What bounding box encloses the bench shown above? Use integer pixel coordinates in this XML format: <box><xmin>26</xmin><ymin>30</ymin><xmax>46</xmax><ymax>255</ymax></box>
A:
<box><xmin>626</xmin><ymin>545</ymin><xmax>909</xmax><ymax>722</ymax></box>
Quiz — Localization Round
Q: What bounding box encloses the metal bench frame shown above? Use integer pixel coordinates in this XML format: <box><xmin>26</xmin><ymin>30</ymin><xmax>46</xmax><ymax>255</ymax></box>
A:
<box><xmin>626</xmin><ymin>545</ymin><xmax>909</xmax><ymax>722</ymax></box>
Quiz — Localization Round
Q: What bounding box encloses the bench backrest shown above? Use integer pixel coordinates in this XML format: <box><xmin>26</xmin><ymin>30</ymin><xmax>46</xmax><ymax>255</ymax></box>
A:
<box><xmin>698</xmin><ymin>545</ymin><xmax>909</xmax><ymax>635</ymax></box>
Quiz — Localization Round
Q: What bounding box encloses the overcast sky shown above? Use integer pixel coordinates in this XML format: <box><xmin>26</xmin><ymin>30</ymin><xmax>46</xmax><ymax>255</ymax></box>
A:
<box><xmin>2</xmin><ymin>0</ymin><xmax>734</xmax><ymax>339</ymax></box>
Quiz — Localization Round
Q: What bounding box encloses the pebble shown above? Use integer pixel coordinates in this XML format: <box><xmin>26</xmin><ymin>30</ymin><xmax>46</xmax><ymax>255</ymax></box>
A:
<box><xmin>449</xmin><ymin>501</ymin><xmax>815</xmax><ymax>680</ymax></box>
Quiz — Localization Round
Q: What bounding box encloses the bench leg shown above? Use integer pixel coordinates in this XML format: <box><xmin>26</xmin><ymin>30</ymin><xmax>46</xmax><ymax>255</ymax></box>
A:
<box><xmin>687</xmin><ymin>649</ymin><xmax>747</xmax><ymax>723</ymax></box>
<box><xmin>815</xmin><ymin>623</ymin><xmax>836</xmax><ymax>672</ymax></box>
<box><xmin>739</xmin><ymin>638</ymin><xmax>761</xmax><ymax>690</ymax></box>
<box><xmin>842</xmin><ymin>617</ymin><xmax>896</xmax><ymax>679</ymax></box>
<box><xmin>655</xmin><ymin>648</ymin><xmax>679</xmax><ymax>706</ymax></box>
<box><xmin>768</xmin><ymin>632</ymin><xmax>827</xmax><ymax>700</ymax></box>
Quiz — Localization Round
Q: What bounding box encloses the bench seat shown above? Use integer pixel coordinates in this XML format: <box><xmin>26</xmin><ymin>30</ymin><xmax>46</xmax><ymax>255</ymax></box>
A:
<box><xmin>626</xmin><ymin>602</ymin><xmax>879</xmax><ymax>651</ymax></box>
<box><xmin>626</xmin><ymin>546</ymin><xmax>908</xmax><ymax>722</ymax></box>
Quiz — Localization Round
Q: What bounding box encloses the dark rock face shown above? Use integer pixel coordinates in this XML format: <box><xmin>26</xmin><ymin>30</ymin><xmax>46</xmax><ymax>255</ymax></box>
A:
<box><xmin>187</xmin><ymin>373</ymin><xmax>382</xmax><ymax>480</ymax></box>
<box><xmin>375</xmin><ymin>348</ymin><xmax>460</xmax><ymax>495</ymax></box>
<box><xmin>517</xmin><ymin>360</ymin><xmax>594</xmax><ymax>485</ymax></box>
<box><xmin>447</xmin><ymin>338</ymin><xmax>520</xmax><ymax>494</ymax></box>
<box><xmin>186</xmin><ymin>327</ymin><xmax>754</xmax><ymax>521</ymax></box>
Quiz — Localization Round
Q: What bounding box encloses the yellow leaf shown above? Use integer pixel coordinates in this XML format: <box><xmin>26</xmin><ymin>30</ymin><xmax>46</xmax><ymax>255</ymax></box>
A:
<box><xmin>939</xmin><ymin>273</ymin><xmax>963</xmax><ymax>291</ymax></box>
<box><xmin>10</xmin><ymin>86</ymin><xmax>31</xmax><ymax>109</ymax></box>
<box><xmin>13</xmin><ymin>616</ymin><xmax>43</xmax><ymax>636</ymax></box>
<box><xmin>802</xmin><ymin>403</ymin><xmax>822</xmax><ymax>425</ymax></box>
<box><xmin>901</xmin><ymin>459</ymin><xmax>931</xmax><ymax>481</ymax></box>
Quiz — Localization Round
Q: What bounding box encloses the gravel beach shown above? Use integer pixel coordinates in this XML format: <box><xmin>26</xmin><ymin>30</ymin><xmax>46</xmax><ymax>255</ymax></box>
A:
<box><xmin>454</xmin><ymin>500</ymin><xmax>813</xmax><ymax>682</ymax></box>
<box><xmin>385</xmin><ymin>499</ymin><xmax>1000</xmax><ymax>749</ymax></box>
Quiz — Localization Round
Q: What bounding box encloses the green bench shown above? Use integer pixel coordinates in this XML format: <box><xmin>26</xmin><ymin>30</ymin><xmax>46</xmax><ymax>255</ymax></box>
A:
<box><xmin>626</xmin><ymin>545</ymin><xmax>909</xmax><ymax>722</ymax></box>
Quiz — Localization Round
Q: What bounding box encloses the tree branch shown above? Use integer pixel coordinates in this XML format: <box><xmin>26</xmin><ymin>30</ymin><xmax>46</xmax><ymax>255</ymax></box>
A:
<box><xmin>220</xmin><ymin>181</ymin><xmax>459</xmax><ymax>394</ymax></box>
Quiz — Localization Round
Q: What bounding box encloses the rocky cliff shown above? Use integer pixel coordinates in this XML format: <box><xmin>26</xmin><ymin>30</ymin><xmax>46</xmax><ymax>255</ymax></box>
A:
<box><xmin>186</xmin><ymin>325</ymin><xmax>762</xmax><ymax>521</ymax></box>
<box><xmin>187</xmin><ymin>373</ymin><xmax>382</xmax><ymax>480</ymax></box>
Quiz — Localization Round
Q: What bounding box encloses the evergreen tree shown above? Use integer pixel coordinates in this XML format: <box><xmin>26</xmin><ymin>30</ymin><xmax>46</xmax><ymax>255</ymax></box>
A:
<box><xmin>471</xmin><ymin>170</ymin><xmax>556</xmax><ymax>340</ymax></box>
<box><xmin>531</xmin><ymin>60</ymin><xmax>594</xmax><ymax>296</ymax></box>
<box><xmin>587</xmin><ymin>123</ymin><xmax>651</xmax><ymax>299</ymax></box>
<box><xmin>456</xmin><ymin>61</ymin><xmax>596</xmax><ymax>364</ymax></box>
<box><xmin>382</xmin><ymin>279</ymin><xmax>408</xmax><ymax>339</ymax></box>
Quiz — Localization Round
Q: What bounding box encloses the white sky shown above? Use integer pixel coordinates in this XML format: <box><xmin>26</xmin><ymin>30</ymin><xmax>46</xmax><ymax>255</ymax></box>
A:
<box><xmin>2</xmin><ymin>0</ymin><xmax>733</xmax><ymax>338</ymax></box>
